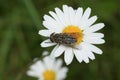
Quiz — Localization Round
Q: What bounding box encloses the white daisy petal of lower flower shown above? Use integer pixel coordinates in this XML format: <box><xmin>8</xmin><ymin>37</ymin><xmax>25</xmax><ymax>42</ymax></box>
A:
<box><xmin>30</xmin><ymin>61</ymin><xmax>41</xmax><ymax>71</ymax></box>
<box><xmin>41</xmin><ymin>39</ymin><xmax>56</xmax><ymax>47</ymax></box>
<box><xmin>83</xmin><ymin>37</ymin><xmax>105</xmax><ymax>44</ymax></box>
<box><xmin>42</xmin><ymin>51</ymin><xmax>49</xmax><ymax>56</ymax></box>
<box><xmin>82</xmin><ymin>7</ymin><xmax>91</xmax><ymax>20</ymax></box>
<box><xmin>64</xmin><ymin>47</ymin><xmax>74</xmax><ymax>65</ymax></box>
<box><xmin>43</xmin><ymin>56</ymin><xmax>54</xmax><ymax>69</ymax></box>
<box><xmin>84</xmin><ymin>33</ymin><xmax>104</xmax><ymax>39</ymax></box>
<box><xmin>83</xmin><ymin>23</ymin><xmax>105</xmax><ymax>33</ymax></box>
<box><xmin>55</xmin><ymin>59</ymin><xmax>62</xmax><ymax>71</ymax></box>
<box><xmin>57</xmin><ymin>67</ymin><xmax>68</xmax><ymax>80</ymax></box>
<box><xmin>29</xmin><ymin>61</ymin><xmax>45</xmax><ymax>76</ymax></box>
<box><xmin>27</xmin><ymin>70</ymin><xmax>39</xmax><ymax>77</ymax></box>
<box><xmin>81</xmin><ymin>42</ymin><xmax>103</xmax><ymax>54</ymax></box>
<box><xmin>38</xmin><ymin>30</ymin><xmax>53</xmax><ymax>37</ymax></box>
<box><xmin>34</xmin><ymin>61</ymin><xmax>45</xmax><ymax>72</ymax></box>
<box><xmin>53</xmin><ymin>45</ymin><xmax>66</xmax><ymax>57</ymax></box>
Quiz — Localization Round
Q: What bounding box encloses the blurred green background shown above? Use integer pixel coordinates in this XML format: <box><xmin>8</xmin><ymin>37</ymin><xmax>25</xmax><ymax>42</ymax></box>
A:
<box><xmin>0</xmin><ymin>0</ymin><xmax>120</xmax><ymax>80</ymax></box>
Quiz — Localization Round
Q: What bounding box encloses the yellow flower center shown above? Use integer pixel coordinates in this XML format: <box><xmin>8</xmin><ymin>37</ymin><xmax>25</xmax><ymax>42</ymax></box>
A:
<box><xmin>62</xmin><ymin>25</ymin><xmax>83</xmax><ymax>45</ymax></box>
<box><xmin>43</xmin><ymin>70</ymin><xmax>56</xmax><ymax>80</ymax></box>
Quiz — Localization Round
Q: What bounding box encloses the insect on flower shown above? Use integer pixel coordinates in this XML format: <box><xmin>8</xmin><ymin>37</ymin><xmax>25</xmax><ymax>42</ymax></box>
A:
<box><xmin>49</xmin><ymin>32</ymin><xmax>82</xmax><ymax>45</ymax></box>
<box><xmin>39</xmin><ymin>5</ymin><xmax>105</xmax><ymax>65</ymax></box>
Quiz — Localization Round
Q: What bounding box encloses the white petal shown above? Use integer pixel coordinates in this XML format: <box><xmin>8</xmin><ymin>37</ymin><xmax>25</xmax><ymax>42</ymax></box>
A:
<box><xmin>87</xmin><ymin>16</ymin><xmax>97</xmax><ymax>27</ymax></box>
<box><xmin>84</xmin><ymin>49</ymin><xmax>95</xmax><ymax>60</ymax></box>
<box><xmin>64</xmin><ymin>47</ymin><xmax>74</xmax><ymax>65</ymax></box>
<box><xmin>82</xmin><ymin>7</ymin><xmax>91</xmax><ymax>20</ymax></box>
<box><xmin>43</xmin><ymin>56</ymin><xmax>54</xmax><ymax>69</ymax></box>
<box><xmin>74</xmin><ymin>48</ymin><xmax>90</xmax><ymax>63</ymax></box>
<box><xmin>49</xmin><ymin>11</ymin><xmax>64</xmax><ymax>28</ymax></box>
<box><xmin>38</xmin><ymin>30</ymin><xmax>53</xmax><ymax>37</ymax></box>
<box><xmin>27</xmin><ymin>70</ymin><xmax>39</xmax><ymax>77</ymax></box>
<box><xmin>41</xmin><ymin>39</ymin><xmax>56</xmax><ymax>47</ymax></box>
<box><xmin>83</xmin><ymin>23</ymin><xmax>105</xmax><ymax>33</ymax></box>
<box><xmin>42</xmin><ymin>21</ymin><xmax>54</xmax><ymax>30</ymax></box>
<box><xmin>39</xmin><ymin>77</ymin><xmax>43</xmax><ymax>80</ymax></box>
<box><xmin>28</xmin><ymin>61</ymin><xmax>45</xmax><ymax>77</ymax></box>
<box><xmin>57</xmin><ymin>67</ymin><xmax>68</xmax><ymax>80</ymax></box>
<box><xmin>53</xmin><ymin>45</ymin><xmax>66</xmax><ymax>57</ymax></box>
<box><xmin>69</xmin><ymin>7</ymin><xmax>75</xmax><ymax>25</ymax></box>
<box><xmin>43</xmin><ymin>15</ymin><xmax>61</xmax><ymax>30</ymax></box>
<box><xmin>55</xmin><ymin>59</ymin><xmax>62</xmax><ymax>71</ymax></box>
<box><xmin>43</xmin><ymin>21</ymin><xmax>61</xmax><ymax>33</ymax></box>
<box><xmin>55</xmin><ymin>7</ymin><xmax>66</xmax><ymax>26</ymax></box>
<box><xmin>83</xmin><ymin>37</ymin><xmax>105</xmax><ymax>44</ymax></box>
<box><xmin>84</xmin><ymin>33</ymin><xmax>104</xmax><ymax>38</ymax></box>
<box><xmin>63</xmin><ymin>5</ymin><xmax>71</xmax><ymax>25</ymax></box>
<box><xmin>88</xmin><ymin>52</ymin><xmax>95</xmax><ymax>60</ymax></box>
<box><xmin>88</xmin><ymin>44</ymin><xmax>103</xmax><ymax>54</ymax></box>
<box><xmin>43</xmin><ymin>15</ymin><xmax>56</xmax><ymax>24</ymax></box>
<box><xmin>74</xmin><ymin>44</ymin><xmax>82</xmax><ymax>50</ymax></box>
<box><xmin>74</xmin><ymin>49</ymin><xmax>83</xmax><ymax>63</ymax></box>
<box><xmin>81</xmin><ymin>42</ymin><xmax>103</xmax><ymax>54</ymax></box>
<box><xmin>80</xmin><ymin>16</ymin><xmax>97</xmax><ymax>30</ymax></box>
<box><xmin>75</xmin><ymin>7</ymin><xmax>83</xmax><ymax>26</ymax></box>
<box><xmin>81</xmin><ymin>50</ymin><xmax>90</xmax><ymax>63</ymax></box>
<box><xmin>79</xmin><ymin>7</ymin><xmax>91</xmax><ymax>30</ymax></box>
<box><xmin>30</xmin><ymin>61</ymin><xmax>44</xmax><ymax>71</ymax></box>
<box><xmin>50</xmin><ymin>45</ymin><xmax>59</xmax><ymax>57</ymax></box>
<box><xmin>42</xmin><ymin>51</ymin><xmax>49</xmax><ymax>56</ymax></box>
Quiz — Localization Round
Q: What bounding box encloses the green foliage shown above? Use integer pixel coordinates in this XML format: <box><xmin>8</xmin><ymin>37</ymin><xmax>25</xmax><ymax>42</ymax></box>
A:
<box><xmin>0</xmin><ymin>0</ymin><xmax>120</xmax><ymax>80</ymax></box>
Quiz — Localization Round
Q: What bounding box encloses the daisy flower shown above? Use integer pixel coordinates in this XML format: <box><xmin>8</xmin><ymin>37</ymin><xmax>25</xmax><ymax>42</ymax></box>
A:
<box><xmin>27</xmin><ymin>53</ymin><xmax>68</xmax><ymax>80</ymax></box>
<box><xmin>39</xmin><ymin>5</ymin><xmax>105</xmax><ymax>65</ymax></box>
